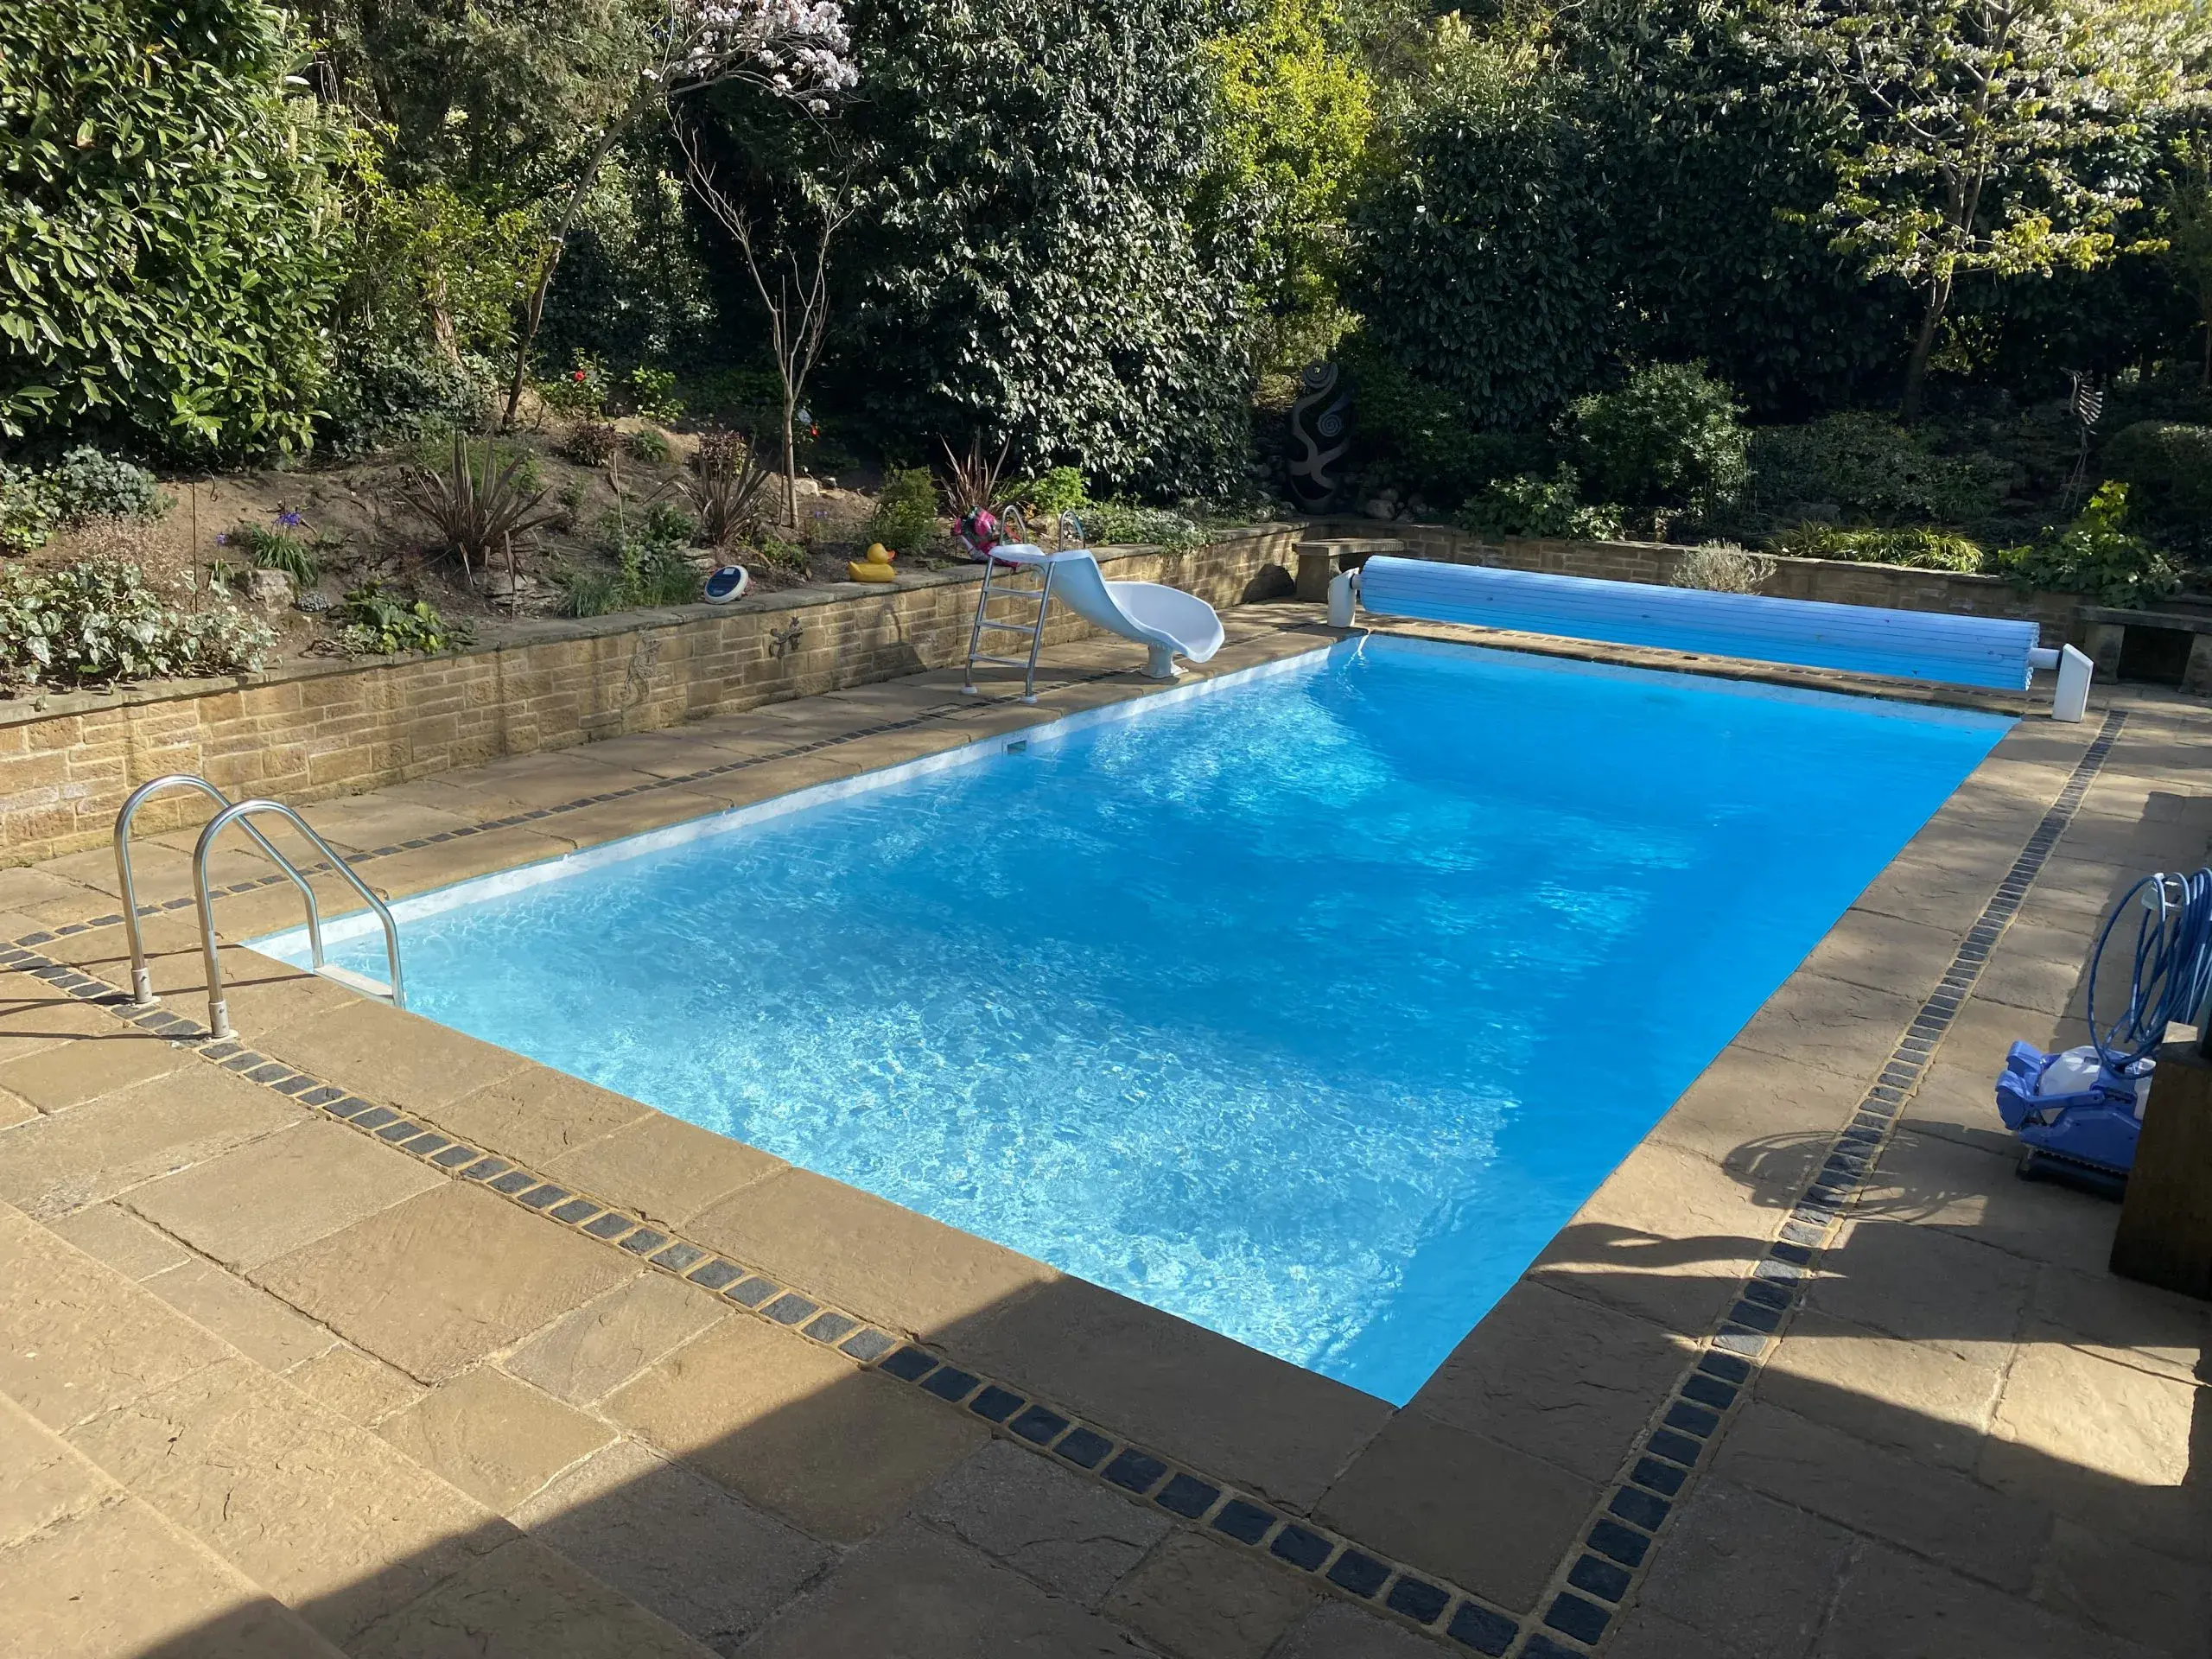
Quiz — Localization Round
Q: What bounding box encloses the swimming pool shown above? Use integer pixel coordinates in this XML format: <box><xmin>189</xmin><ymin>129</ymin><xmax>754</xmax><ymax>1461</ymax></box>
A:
<box><xmin>268</xmin><ymin>639</ymin><xmax>2011</xmax><ymax>1404</ymax></box>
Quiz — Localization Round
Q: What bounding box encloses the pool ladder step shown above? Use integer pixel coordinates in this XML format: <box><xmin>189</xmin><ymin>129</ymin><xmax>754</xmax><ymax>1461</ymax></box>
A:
<box><xmin>113</xmin><ymin>775</ymin><xmax>406</xmax><ymax>1041</ymax></box>
<box><xmin>962</xmin><ymin>507</ymin><xmax>1058</xmax><ymax>705</ymax></box>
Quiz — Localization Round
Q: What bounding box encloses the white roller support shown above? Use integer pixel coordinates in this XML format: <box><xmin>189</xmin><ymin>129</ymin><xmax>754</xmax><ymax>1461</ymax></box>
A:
<box><xmin>2026</xmin><ymin>644</ymin><xmax>2094</xmax><ymax>723</ymax></box>
<box><xmin>1336</xmin><ymin>556</ymin><xmax>2094</xmax><ymax>721</ymax></box>
<box><xmin>1328</xmin><ymin>567</ymin><xmax>1357</xmax><ymax>629</ymax></box>
<box><xmin>991</xmin><ymin>546</ymin><xmax>1223</xmax><ymax>680</ymax></box>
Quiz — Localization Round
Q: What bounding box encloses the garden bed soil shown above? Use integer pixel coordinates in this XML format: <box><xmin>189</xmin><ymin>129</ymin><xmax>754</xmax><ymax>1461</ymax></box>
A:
<box><xmin>25</xmin><ymin>422</ymin><xmax>928</xmax><ymax>664</ymax></box>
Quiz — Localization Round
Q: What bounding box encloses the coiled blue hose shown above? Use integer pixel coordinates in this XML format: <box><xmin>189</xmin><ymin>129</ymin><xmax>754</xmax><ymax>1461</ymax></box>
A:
<box><xmin>2087</xmin><ymin>868</ymin><xmax>2212</xmax><ymax>1071</ymax></box>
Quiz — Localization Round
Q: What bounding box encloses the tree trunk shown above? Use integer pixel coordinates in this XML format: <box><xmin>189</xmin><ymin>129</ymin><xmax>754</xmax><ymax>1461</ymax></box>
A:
<box><xmin>1902</xmin><ymin>276</ymin><xmax>1952</xmax><ymax>423</ymax></box>
<box><xmin>781</xmin><ymin>397</ymin><xmax>799</xmax><ymax>530</ymax></box>
<box><xmin>499</xmin><ymin>120</ymin><xmax>628</xmax><ymax>431</ymax></box>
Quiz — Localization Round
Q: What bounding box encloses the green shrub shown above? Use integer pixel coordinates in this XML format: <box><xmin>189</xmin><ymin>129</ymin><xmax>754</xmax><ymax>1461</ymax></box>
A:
<box><xmin>618</xmin><ymin>539</ymin><xmax>699</xmax><ymax>607</ymax></box>
<box><xmin>1769</xmin><ymin>524</ymin><xmax>1986</xmax><ymax>573</ymax></box>
<box><xmin>868</xmin><ymin>467</ymin><xmax>940</xmax><ymax>556</ymax></box>
<box><xmin>2100</xmin><ymin>423</ymin><xmax>2212</xmax><ymax>526</ymax></box>
<box><xmin>624</xmin><ymin>426</ymin><xmax>673</xmax><ymax>465</ymax></box>
<box><xmin>557</xmin><ymin>501</ymin><xmax>702</xmax><ymax>617</ymax></box>
<box><xmin>1339</xmin><ymin>340</ymin><xmax>1545</xmax><ymax>507</ymax></box>
<box><xmin>828</xmin><ymin>0</ymin><xmax>1252</xmax><ymax>497</ymax></box>
<box><xmin>1077</xmin><ymin>502</ymin><xmax>1202</xmax><ymax>549</ymax></box>
<box><xmin>1458</xmin><ymin>466</ymin><xmax>1626</xmax><ymax>542</ymax></box>
<box><xmin>0</xmin><ymin>467</ymin><xmax>46</xmax><ymax>555</ymax></box>
<box><xmin>552</xmin><ymin>567</ymin><xmax>624</xmax><ymax>618</ymax></box>
<box><xmin>1</xmin><ymin>0</ymin><xmax>340</xmax><ymax>456</ymax></box>
<box><xmin>639</xmin><ymin>501</ymin><xmax>696</xmax><ymax>547</ymax></box>
<box><xmin>1749</xmin><ymin>413</ymin><xmax>2008</xmax><ymax>524</ymax></box>
<box><xmin>1349</xmin><ymin>22</ymin><xmax>1614</xmax><ymax>431</ymax></box>
<box><xmin>1570</xmin><ymin>363</ymin><xmax>1749</xmax><ymax>524</ymax></box>
<box><xmin>317</xmin><ymin>347</ymin><xmax>491</xmax><ymax>459</ymax></box>
<box><xmin>0</xmin><ymin>447</ymin><xmax>164</xmax><ymax>552</ymax></box>
<box><xmin>539</xmin><ymin>353</ymin><xmax>608</xmax><ymax>420</ymax></box>
<box><xmin>41</xmin><ymin>448</ymin><xmax>165</xmax><ymax>521</ymax></box>
<box><xmin>559</xmin><ymin>421</ymin><xmax>620</xmax><ymax>467</ymax></box>
<box><xmin>327</xmin><ymin>583</ymin><xmax>474</xmax><ymax>655</ymax></box>
<box><xmin>1014</xmin><ymin>467</ymin><xmax>1088</xmax><ymax>518</ymax></box>
<box><xmin>624</xmin><ymin>367</ymin><xmax>683</xmax><ymax>423</ymax></box>
<box><xmin>1993</xmin><ymin>482</ymin><xmax>2180</xmax><ymax>607</ymax></box>
<box><xmin>0</xmin><ymin>558</ymin><xmax>271</xmax><ymax>689</ymax></box>
<box><xmin>745</xmin><ymin>535</ymin><xmax>810</xmax><ymax>578</ymax></box>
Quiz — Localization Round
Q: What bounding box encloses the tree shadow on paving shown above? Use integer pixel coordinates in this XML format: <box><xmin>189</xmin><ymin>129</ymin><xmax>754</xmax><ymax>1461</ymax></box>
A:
<box><xmin>94</xmin><ymin>1173</ymin><xmax>2209</xmax><ymax>1659</ymax></box>
<box><xmin>100</xmin><ymin>1282</ymin><xmax>1422</xmax><ymax>1659</ymax></box>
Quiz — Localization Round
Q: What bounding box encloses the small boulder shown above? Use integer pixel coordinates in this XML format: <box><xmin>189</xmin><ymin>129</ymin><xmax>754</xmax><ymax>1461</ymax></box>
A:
<box><xmin>244</xmin><ymin>568</ymin><xmax>294</xmax><ymax>612</ymax></box>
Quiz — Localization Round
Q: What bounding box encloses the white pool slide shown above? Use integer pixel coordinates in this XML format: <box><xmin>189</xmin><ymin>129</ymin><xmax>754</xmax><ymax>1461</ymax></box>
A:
<box><xmin>993</xmin><ymin>546</ymin><xmax>1224</xmax><ymax>679</ymax></box>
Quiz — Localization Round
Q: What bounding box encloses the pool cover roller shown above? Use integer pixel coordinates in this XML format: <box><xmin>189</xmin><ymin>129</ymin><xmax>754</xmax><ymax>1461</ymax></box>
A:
<box><xmin>1331</xmin><ymin>556</ymin><xmax>2092</xmax><ymax>719</ymax></box>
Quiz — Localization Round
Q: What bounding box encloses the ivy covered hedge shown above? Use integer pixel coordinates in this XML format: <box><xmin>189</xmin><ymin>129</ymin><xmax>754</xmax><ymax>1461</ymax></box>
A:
<box><xmin>0</xmin><ymin>0</ymin><xmax>339</xmax><ymax>457</ymax></box>
<box><xmin>820</xmin><ymin>0</ymin><xmax>1258</xmax><ymax>499</ymax></box>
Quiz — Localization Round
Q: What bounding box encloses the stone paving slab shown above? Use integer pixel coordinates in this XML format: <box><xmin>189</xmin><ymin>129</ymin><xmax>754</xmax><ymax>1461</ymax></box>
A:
<box><xmin>942</xmin><ymin>1272</ymin><xmax>1395</xmax><ymax>1516</ymax></box>
<box><xmin>0</xmin><ymin>1062</ymin><xmax>297</xmax><ymax>1222</ymax></box>
<box><xmin>686</xmin><ymin>1165</ymin><xmax>1061</xmax><ymax>1338</ymax></box>
<box><xmin>1105</xmin><ymin>1526</ymin><xmax>1319</xmax><ymax>1658</ymax></box>
<box><xmin>606</xmin><ymin>1313</ymin><xmax>993</xmax><ymax>1544</ymax></box>
<box><xmin>126</xmin><ymin>1115</ymin><xmax>443</xmax><ymax>1270</ymax></box>
<box><xmin>64</xmin><ymin>1352</ymin><xmax>511</xmax><ymax>1645</ymax></box>
<box><xmin>377</xmin><ymin>1364</ymin><xmax>617</xmax><ymax>1511</ymax></box>
<box><xmin>421</xmin><ymin>1066</ymin><xmax>655</xmax><ymax>1168</ymax></box>
<box><xmin>1404</xmin><ymin>1281</ymin><xmax>1693</xmax><ymax>1489</ymax></box>
<box><xmin>252</xmin><ymin>1181</ymin><xmax>638</xmax><ymax>1383</ymax></box>
<box><xmin>344</xmin><ymin>1534</ymin><xmax>717</xmax><ymax>1659</ymax></box>
<box><xmin>1318</xmin><ymin>1405</ymin><xmax>1599</xmax><ymax>1612</ymax></box>
<box><xmin>143</xmin><ymin>1255</ymin><xmax>340</xmax><ymax>1373</ymax></box>
<box><xmin>47</xmin><ymin>1198</ymin><xmax>197</xmax><ymax>1280</ymax></box>
<box><xmin>915</xmin><ymin>1438</ymin><xmax>1173</xmax><ymax>1609</ymax></box>
<box><xmin>541</xmin><ymin>1110</ymin><xmax>784</xmax><ymax>1232</ymax></box>
<box><xmin>0</xmin><ymin>1486</ymin><xmax>349</xmax><ymax>1659</ymax></box>
<box><xmin>256</xmin><ymin>999</ymin><xmax>533</xmax><ymax>1118</ymax></box>
<box><xmin>735</xmin><ymin>1518</ymin><xmax>1148</xmax><ymax>1659</ymax></box>
<box><xmin>511</xmin><ymin>1435</ymin><xmax>832</xmax><ymax>1652</ymax></box>
<box><xmin>503</xmin><ymin>1272</ymin><xmax>733</xmax><ymax>1408</ymax></box>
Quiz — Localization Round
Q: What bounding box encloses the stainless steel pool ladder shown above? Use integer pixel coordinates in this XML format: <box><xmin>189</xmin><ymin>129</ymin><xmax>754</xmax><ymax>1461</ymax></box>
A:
<box><xmin>113</xmin><ymin>775</ymin><xmax>405</xmax><ymax>1041</ymax></box>
<box><xmin>962</xmin><ymin>505</ymin><xmax>1056</xmax><ymax>705</ymax></box>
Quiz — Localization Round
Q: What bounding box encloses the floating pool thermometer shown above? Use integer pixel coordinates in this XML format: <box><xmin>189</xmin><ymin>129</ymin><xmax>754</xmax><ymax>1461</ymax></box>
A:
<box><xmin>1998</xmin><ymin>868</ymin><xmax>2212</xmax><ymax>1185</ymax></box>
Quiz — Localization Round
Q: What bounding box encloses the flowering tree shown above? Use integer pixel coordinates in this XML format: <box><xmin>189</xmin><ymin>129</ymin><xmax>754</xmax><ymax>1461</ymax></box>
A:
<box><xmin>498</xmin><ymin>0</ymin><xmax>857</xmax><ymax>429</ymax></box>
<box><xmin>663</xmin><ymin>2</ymin><xmax>857</xmax><ymax>524</ymax></box>
<box><xmin>1791</xmin><ymin>0</ymin><xmax>2182</xmax><ymax>418</ymax></box>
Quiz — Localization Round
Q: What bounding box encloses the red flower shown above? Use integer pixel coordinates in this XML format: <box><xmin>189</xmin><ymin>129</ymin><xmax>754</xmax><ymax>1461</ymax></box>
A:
<box><xmin>572</xmin><ymin>369</ymin><xmax>588</xmax><ymax>382</ymax></box>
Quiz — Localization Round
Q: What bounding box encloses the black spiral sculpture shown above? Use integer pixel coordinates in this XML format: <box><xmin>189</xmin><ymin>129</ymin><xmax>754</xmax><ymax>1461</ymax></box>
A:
<box><xmin>1286</xmin><ymin>362</ymin><xmax>1351</xmax><ymax>512</ymax></box>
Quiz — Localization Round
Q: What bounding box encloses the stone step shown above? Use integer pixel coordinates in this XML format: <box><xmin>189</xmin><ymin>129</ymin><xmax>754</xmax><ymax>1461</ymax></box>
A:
<box><xmin>1292</xmin><ymin>538</ymin><xmax>1407</xmax><ymax>601</ymax></box>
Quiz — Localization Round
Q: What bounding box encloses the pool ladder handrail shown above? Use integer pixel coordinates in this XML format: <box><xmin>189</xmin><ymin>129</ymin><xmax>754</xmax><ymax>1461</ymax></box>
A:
<box><xmin>962</xmin><ymin>505</ymin><xmax>1057</xmax><ymax>705</ymax></box>
<box><xmin>112</xmin><ymin>775</ymin><xmax>405</xmax><ymax>1040</ymax></box>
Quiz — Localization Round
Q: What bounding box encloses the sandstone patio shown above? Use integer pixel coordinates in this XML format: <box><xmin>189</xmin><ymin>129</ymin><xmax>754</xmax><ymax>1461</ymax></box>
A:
<box><xmin>0</xmin><ymin>607</ymin><xmax>2204</xmax><ymax>1659</ymax></box>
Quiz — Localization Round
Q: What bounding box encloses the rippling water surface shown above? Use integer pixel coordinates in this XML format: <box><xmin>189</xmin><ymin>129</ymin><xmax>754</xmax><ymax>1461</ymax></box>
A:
<box><xmin>289</xmin><ymin>639</ymin><xmax>2009</xmax><ymax>1403</ymax></box>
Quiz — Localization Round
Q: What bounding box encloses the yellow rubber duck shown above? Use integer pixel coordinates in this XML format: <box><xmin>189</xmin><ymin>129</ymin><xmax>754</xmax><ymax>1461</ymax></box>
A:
<box><xmin>847</xmin><ymin>542</ymin><xmax>897</xmax><ymax>583</ymax></box>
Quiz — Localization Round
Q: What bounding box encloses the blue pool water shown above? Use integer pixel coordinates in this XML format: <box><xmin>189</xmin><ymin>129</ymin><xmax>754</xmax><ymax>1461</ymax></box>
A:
<box><xmin>277</xmin><ymin>639</ymin><xmax>2010</xmax><ymax>1404</ymax></box>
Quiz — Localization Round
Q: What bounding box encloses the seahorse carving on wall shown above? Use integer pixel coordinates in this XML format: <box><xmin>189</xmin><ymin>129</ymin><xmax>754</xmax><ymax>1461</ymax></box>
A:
<box><xmin>1286</xmin><ymin>362</ymin><xmax>1352</xmax><ymax>512</ymax></box>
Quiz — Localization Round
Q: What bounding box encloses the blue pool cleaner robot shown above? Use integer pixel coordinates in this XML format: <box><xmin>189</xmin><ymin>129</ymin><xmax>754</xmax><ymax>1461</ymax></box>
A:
<box><xmin>1997</xmin><ymin>867</ymin><xmax>2212</xmax><ymax>1186</ymax></box>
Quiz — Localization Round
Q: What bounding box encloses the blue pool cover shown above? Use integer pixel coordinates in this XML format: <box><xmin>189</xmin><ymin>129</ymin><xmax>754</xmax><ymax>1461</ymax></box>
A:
<box><xmin>1357</xmin><ymin>556</ymin><xmax>2041</xmax><ymax>690</ymax></box>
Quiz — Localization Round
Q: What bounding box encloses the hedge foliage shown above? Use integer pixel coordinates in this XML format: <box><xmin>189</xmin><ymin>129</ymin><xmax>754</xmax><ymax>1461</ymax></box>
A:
<box><xmin>817</xmin><ymin>0</ymin><xmax>1260</xmax><ymax>499</ymax></box>
<box><xmin>0</xmin><ymin>0</ymin><xmax>340</xmax><ymax>457</ymax></box>
<box><xmin>1349</xmin><ymin>20</ymin><xmax>1613</xmax><ymax>433</ymax></box>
